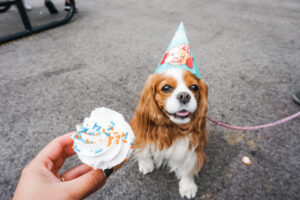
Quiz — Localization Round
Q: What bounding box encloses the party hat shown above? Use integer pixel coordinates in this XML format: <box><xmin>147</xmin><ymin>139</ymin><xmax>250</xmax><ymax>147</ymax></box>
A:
<box><xmin>154</xmin><ymin>22</ymin><xmax>201</xmax><ymax>79</ymax></box>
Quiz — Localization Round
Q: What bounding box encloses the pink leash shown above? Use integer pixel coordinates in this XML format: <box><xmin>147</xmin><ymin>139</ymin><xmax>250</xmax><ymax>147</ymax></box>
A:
<box><xmin>207</xmin><ymin>111</ymin><xmax>300</xmax><ymax>130</ymax></box>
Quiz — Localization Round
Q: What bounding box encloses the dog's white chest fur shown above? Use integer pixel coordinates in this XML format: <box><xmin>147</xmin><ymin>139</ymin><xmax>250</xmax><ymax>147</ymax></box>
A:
<box><xmin>150</xmin><ymin>137</ymin><xmax>197</xmax><ymax>173</ymax></box>
<box><xmin>137</xmin><ymin>136</ymin><xmax>198</xmax><ymax>199</ymax></box>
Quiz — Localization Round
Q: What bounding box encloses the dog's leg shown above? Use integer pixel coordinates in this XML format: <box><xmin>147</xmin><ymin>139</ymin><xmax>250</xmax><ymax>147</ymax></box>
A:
<box><xmin>177</xmin><ymin>170</ymin><xmax>197</xmax><ymax>199</ymax></box>
<box><xmin>136</xmin><ymin>147</ymin><xmax>154</xmax><ymax>175</ymax></box>
<box><xmin>171</xmin><ymin>150</ymin><xmax>198</xmax><ymax>199</ymax></box>
<box><xmin>176</xmin><ymin>149</ymin><xmax>205</xmax><ymax>199</ymax></box>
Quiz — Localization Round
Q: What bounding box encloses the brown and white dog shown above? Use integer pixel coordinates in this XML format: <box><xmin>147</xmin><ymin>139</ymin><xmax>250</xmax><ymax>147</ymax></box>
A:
<box><xmin>130</xmin><ymin>68</ymin><xmax>208</xmax><ymax>198</ymax></box>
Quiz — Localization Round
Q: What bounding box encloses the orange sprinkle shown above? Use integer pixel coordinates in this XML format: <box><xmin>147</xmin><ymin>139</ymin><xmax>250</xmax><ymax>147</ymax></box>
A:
<box><xmin>102</xmin><ymin>128</ymin><xmax>105</xmax><ymax>133</ymax></box>
<box><xmin>131</xmin><ymin>146</ymin><xmax>133</xmax><ymax>149</ymax></box>
<box><xmin>113</xmin><ymin>132</ymin><xmax>119</xmax><ymax>135</ymax></box>
<box><xmin>95</xmin><ymin>133</ymin><xmax>99</xmax><ymax>136</ymax></box>
<box><xmin>111</xmin><ymin>128</ymin><xmax>114</xmax><ymax>131</ymax></box>
<box><xmin>86</xmin><ymin>165</ymin><xmax>93</xmax><ymax>170</ymax></box>
<box><xmin>78</xmin><ymin>136</ymin><xmax>82</xmax><ymax>138</ymax></box>
<box><xmin>72</xmin><ymin>145</ymin><xmax>74</xmax><ymax>149</ymax></box>
<box><xmin>87</xmin><ymin>124</ymin><xmax>89</xmax><ymax>127</ymax></box>
<box><xmin>84</xmin><ymin>132</ymin><xmax>87</xmax><ymax>134</ymax></box>
<box><xmin>122</xmin><ymin>132</ymin><xmax>125</xmax><ymax>137</ymax></box>
<box><xmin>116</xmin><ymin>135</ymin><xmax>121</xmax><ymax>144</ymax></box>
<box><xmin>78</xmin><ymin>124</ymin><xmax>81</xmax><ymax>127</ymax></box>
<box><xmin>86</xmin><ymin>139</ymin><xmax>90</xmax><ymax>144</ymax></box>
<box><xmin>107</xmin><ymin>136</ymin><xmax>113</xmax><ymax>147</ymax></box>
<box><xmin>122</xmin><ymin>139</ymin><xmax>127</xmax><ymax>143</ymax></box>
<box><xmin>124</xmin><ymin>158</ymin><xmax>128</xmax><ymax>162</ymax></box>
<box><xmin>75</xmin><ymin>134</ymin><xmax>78</xmax><ymax>139</ymax></box>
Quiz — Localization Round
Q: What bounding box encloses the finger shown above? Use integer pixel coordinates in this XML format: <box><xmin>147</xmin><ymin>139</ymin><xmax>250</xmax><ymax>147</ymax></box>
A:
<box><xmin>36</xmin><ymin>132</ymin><xmax>76</xmax><ymax>162</ymax></box>
<box><xmin>52</xmin><ymin>145</ymin><xmax>77</xmax><ymax>173</ymax></box>
<box><xmin>61</xmin><ymin>164</ymin><xmax>92</xmax><ymax>181</ymax></box>
<box><xmin>64</xmin><ymin>145</ymin><xmax>76</xmax><ymax>157</ymax></box>
<box><xmin>63</xmin><ymin>169</ymin><xmax>106</xmax><ymax>199</ymax></box>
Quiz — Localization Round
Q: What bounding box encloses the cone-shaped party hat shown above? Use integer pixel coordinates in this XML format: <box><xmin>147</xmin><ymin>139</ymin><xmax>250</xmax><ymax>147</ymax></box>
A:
<box><xmin>154</xmin><ymin>22</ymin><xmax>201</xmax><ymax>79</ymax></box>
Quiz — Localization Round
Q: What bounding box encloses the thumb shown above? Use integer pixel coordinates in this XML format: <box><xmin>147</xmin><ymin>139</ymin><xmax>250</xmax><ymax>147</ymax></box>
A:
<box><xmin>63</xmin><ymin>169</ymin><xmax>106</xmax><ymax>199</ymax></box>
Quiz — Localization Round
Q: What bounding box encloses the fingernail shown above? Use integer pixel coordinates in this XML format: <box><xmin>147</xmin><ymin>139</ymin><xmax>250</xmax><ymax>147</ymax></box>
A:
<box><xmin>104</xmin><ymin>168</ymin><xmax>113</xmax><ymax>178</ymax></box>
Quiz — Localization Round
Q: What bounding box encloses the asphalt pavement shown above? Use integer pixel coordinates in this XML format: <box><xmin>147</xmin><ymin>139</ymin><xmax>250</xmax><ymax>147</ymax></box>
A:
<box><xmin>0</xmin><ymin>0</ymin><xmax>299</xmax><ymax>199</ymax></box>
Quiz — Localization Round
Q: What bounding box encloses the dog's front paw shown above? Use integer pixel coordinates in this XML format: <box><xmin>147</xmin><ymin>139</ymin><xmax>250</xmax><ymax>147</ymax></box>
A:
<box><xmin>138</xmin><ymin>159</ymin><xmax>154</xmax><ymax>175</ymax></box>
<box><xmin>179</xmin><ymin>180</ymin><xmax>197</xmax><ymax>199</ymax></box>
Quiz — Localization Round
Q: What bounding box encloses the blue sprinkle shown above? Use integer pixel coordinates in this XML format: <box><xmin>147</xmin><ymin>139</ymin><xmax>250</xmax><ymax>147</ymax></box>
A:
<box><xmin>95</xmin><ymin>148</ymin><xmax>103</xmax><ymax>153</ymax></box>
<box><xmin>92</xmin><ymin>122</ymin><xmax>102</xmax><ymax>131</ymax></box>
<box><xmin>77</xmin><ymin>130</ymin><xmax>84</xmax><ymax>134</ymax></box>
<box><xmin>78</xmin><ymin>126</ymin><xmax>88</xmax><ymax>132</ymax></box>
<box><xmin>78</xmin><ymin>138</ymin><xmax>87</xmax><ymax>144</ymax></box>
<box><xmin>73</xmin><ymin>145</ymin><xmax>81</xmax><ymax>152</ymax></box>
<box><xmin>93</xmin><ymin>122</ymin><xmax>102</xmax><ymax>130</ymax></box>
<box><xmin>77</xmin><ymin>131</ymin><xmax>82</xmax><ymax>137</ymax></box>
<box><xmin>104</xmin><ymin>132</ymin><xmax>110</xmax><ymax>137</ymax></box>
<box><xmin>130</xmin><ymin>142</ymin><xmax>134</xmax><ymax>146</ymax></box>
<box><xmin>107</xmin><ymin>121</ymin><xmax>115</xmax><ymax>130</ymax></box>
<box><xmin>93</xmin><ymin>122</ymin><xmax>98</xmax><ymax>129</ymax></box>
<box><xmin>124</xmin><ymin>132</ymin><xmax>128</xmax><ymax>140</ymax></box>
<box><xmin>87</xmin><ymin>132</ymin><xmax>94</xmax><ymax>136</ymax></box>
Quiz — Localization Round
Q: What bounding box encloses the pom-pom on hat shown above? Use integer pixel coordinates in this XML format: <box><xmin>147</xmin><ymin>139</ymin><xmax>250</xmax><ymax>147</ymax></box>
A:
<box><xmin>154</xmin><ymin>22</ymin><xmax>201</xmax><ymax>79</ymax></box>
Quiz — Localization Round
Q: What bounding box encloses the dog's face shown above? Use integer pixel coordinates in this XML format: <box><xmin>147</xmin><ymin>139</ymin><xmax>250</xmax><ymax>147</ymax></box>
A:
<box><xmin>155</xmin><ymin>69</ymin><xmax>201</xmax><ymax>124</ymax></box>
<box><xmin>136</xmin><ymin>69</ymin><xmax>208</xmax><ymax>126</ymax></box>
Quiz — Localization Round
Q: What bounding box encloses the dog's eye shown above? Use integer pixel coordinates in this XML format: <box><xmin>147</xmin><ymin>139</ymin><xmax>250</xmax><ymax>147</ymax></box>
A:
<box><xmin>189</xmin><ymin>84</ymin><xmax>198</xmax><ymax>92</ymax></box>
<box><xmin>162</xmin><ymin>85</ymin><xmax>173</xmax><ymax>93</ymax></box>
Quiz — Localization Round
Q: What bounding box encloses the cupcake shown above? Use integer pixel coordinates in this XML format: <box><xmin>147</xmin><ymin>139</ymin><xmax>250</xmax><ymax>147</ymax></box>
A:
<box><xmin>72</xmin><ymin>107</ymin><xmax>135</xmax><ymax>173</ymax></box>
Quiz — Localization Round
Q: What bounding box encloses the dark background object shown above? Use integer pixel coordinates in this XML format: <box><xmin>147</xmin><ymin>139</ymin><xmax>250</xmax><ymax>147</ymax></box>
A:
<box><xmin>0</xmin><ymin>0</ymin><xmax>76</xmax><ymax>44</ymax></box>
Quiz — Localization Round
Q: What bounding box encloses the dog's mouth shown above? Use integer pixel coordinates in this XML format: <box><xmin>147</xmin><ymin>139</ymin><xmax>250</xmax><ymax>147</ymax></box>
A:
<box><xmin>167</xmin><ymin>110</ymin><xmax>191</xmax><ymax>119</ymax></box>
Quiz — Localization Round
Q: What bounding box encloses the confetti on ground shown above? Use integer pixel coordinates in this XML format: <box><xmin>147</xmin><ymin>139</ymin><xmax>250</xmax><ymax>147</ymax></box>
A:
<box><xmin>242</xmin><ymin>156</ymin><xmax>252</xmax><ymax>165</ymax></box>
<box><xmin>205</xmin><ymin>193</ymin><xmax>212</xmax><ymax>199</ymax></box>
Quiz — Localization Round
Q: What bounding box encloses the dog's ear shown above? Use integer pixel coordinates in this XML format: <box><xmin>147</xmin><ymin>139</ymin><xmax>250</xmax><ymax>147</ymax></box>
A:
<box><xmin>192</xmin><ymin>78</ymin><xmax>208</xmax><ymax>142</ymax></box>
<box><xmin>135</xmin><ymin>74</ymin><xmax>162</xmax><ymax>123</ymax></box>
<box><xmin>190</xmin><ymin>78</ymin><xmax>208</xmax><ymax>171</ymax></box>
<box><xmin>131</xmin><ymin>74</ymin><xmax>163</xmax><ymax>146</ymax></box>
<box><xmin>197</xmin><ymin>78</ymin><xmax>208</xmax><ymax>118</ymax></box>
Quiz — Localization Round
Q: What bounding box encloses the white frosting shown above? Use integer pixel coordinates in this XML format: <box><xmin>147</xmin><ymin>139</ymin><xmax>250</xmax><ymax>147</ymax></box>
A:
<box><xmin>72</xmin><ymin>107</ymin><xmax>135</xmax><ymax>170</ymax></box>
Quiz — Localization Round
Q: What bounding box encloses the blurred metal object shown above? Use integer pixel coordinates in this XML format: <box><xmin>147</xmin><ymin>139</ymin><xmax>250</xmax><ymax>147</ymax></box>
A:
<box><xmin>45</xmin><ymin>0</ymin><xmax>58</xmax><ymax>14</ymax></box>
<box><xmin>0</xmin><ymin>0</ymin><xmax>77</xmax><ymax>44</ymax></box>
<box><xmin>0</xmin><ymin>1</ymin><xmax>12</xmax><ymax>13</ymax></box>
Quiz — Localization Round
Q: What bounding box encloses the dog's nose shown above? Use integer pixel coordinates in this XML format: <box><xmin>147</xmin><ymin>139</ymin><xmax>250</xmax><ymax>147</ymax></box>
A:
<box><xmin>177</xmin><ymin>92</ymin><xmax>191</xmax><ymax>104</ymax></box>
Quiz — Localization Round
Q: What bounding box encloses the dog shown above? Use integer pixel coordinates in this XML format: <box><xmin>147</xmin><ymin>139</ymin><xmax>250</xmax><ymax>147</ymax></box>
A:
<box><xmin>130</xmin><ymin>68</ymin><xmax>208</xmax><ymax>198</ymax></box>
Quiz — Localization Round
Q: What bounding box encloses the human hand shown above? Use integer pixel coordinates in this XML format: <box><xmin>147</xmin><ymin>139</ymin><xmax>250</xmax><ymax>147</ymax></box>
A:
<box><xmin>13</xmin><ymin>132</ymin><xmax>106</xmax><ymax>200</ymax></box>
